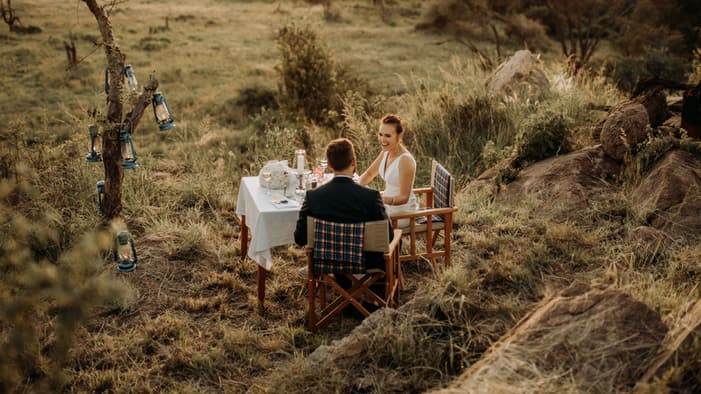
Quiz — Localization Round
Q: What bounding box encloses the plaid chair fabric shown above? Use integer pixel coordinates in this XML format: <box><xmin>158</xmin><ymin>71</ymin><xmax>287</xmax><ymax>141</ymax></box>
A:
<box><xmin>417</xmin><ymin>162</ymin><xmax>452</xmax><ymax>224</ymax></box>
<box><xmin>312</xmin><ymin>219</ymin><xmax>366</xmax><ymax>274</ymax></box>
<box><xmin>433</xmin><ymin>162</ymin><xmax>452</xmax><ymax>208</ymax></box>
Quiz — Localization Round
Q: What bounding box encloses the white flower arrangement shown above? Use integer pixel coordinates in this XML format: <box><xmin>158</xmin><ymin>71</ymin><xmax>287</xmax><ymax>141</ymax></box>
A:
<box><xmin>259</xmin><ymin>160</ymin><xmax>290</xmax><ymax>190</ymax></box>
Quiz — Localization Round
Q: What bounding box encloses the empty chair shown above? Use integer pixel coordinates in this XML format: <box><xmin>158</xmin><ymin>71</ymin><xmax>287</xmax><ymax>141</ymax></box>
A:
<box><xmin>389</xmin><ymin>159</ymin><xmax>457</xmax><ymax>285</ymax></box>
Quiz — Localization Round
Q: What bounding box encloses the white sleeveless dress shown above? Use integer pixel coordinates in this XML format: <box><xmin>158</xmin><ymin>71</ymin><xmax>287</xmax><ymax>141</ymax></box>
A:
<box><xmin>380</xmin><ymin>151</ymin><xmax>418</xmax><ymax>227</ymax></box>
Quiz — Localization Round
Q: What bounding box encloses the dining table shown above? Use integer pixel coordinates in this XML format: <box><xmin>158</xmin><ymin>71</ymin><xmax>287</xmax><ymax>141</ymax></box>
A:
<box><xmin>236</xmin><ymin>175</ymin><xmax>303</xmax><ymax>309</ymax></box>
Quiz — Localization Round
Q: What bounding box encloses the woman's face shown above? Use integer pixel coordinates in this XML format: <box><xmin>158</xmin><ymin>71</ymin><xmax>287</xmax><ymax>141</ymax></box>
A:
<box><xmin>378</xmin><ymin>123</ymin><xmax>401</xmax><ymax>152</ymax></box>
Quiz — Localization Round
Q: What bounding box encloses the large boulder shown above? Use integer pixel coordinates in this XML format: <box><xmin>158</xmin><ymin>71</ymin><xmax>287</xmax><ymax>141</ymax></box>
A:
<box><xmin>487</xmin><ymin>50</ymin><xmax>549</xmax><ymax>96</ymax></box>
<box><xmin>637</xmin><ymin>299</ymin><xmax>701</xmax><ymax>392</ymax></box>
<box><xmin>501</xmin><ymin>145</ymin><xmax>620</xmax><ymax>209</ymax></box>
<box><xmin>600</xmin><ymin>102</ymin><xmax>650</xmax><ymax>161</ymax></box>
<box><xmin>635</xmin><ymin>89</ymin><xmax>668</xmax><ymax>128</ymax></box>
<box><xmin>434</xmin><ymin>285</ymin><xmax>667</xmax><ymax>393</ymax></box>
<box><xmin>632</xmin><ymin>150</ymin><xmax>701</xmax><ymax>235</ymax></box>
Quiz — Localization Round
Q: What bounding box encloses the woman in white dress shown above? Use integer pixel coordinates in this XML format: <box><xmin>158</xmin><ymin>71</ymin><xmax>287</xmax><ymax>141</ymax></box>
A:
<box><xmin>358</xmin><ymin>114</ymin><xmax>418</xmax><ymax>227</ymax></box>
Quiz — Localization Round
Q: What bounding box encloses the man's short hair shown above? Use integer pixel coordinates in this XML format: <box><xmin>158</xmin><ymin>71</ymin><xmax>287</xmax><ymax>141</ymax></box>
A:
<box><xmin>326</xmin><ymin>138</ymin><xmax>355</xmax><ymax>171</ymax></box>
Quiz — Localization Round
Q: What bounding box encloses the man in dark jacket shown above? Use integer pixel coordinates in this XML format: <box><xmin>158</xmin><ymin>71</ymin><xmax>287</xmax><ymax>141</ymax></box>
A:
<box><xmin>294</xmin><ymin>138</ymin><xmax>393</xmax><ymax>291</ymax></box>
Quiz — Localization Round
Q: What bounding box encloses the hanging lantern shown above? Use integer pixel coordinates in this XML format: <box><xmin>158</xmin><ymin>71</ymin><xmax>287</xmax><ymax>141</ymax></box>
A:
<box><xmin>104</xmin><ymin>68</ymin><xmax>109</xmax><ymax>94</ymax></box>
<box><xmin>124</xmin><ymin>64</ymin><xmax>138</xmax><ymax>93</ymax></box>
<box><xmin>119</xmin><ymin>129</ymin><xmax>139</xmax><ymax>170</ymax></box>
<box><xmin>86</xmin><ymin>124</ymin><xmax>102</xmax><ymax>163</ymax></box>
<box><xmin>113</xmin><ymin>230</ymin><xmax>137</xmax><ymax>273</ymax></box>
<box><xmin>152</xmin><ymin>92</ymin><xmax>174</xmax><ymax>131</ymax></box>
<box><xmin>96</xmin><ymin>180</ymin><xmax>105</xmax><ymax>214</ymax></box>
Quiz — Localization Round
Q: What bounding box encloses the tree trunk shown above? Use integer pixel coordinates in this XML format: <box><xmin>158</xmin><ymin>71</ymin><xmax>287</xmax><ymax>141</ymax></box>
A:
<box><xmin>83</xmin><ymin>0</ymin><xmax>159</xmax><ymax>219</ymax></box>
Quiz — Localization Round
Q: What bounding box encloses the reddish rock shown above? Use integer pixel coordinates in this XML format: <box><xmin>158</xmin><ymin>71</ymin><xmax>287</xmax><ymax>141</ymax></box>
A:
<box><xmin>434</xmin><ymin>285</ymin><xmax>667</xmax><ymax>393</ymax></box>
<box><xmin>632</xmin><ymin>150</ymin><xmax>701</xmax><ymax>235</ymax></box>
<box><xmin>501</xmin><ymin>146</ymin><xmax>620</xmax><ymax>209</ymax></box>
<box><xmin>601</xmin><ymin>102</ymin><xmax>650</xmax><ymax>161</ymax></box>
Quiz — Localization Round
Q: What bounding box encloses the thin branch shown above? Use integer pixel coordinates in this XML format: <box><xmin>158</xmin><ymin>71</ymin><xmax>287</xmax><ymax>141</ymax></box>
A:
<box><xmin>67</xmin><ymin>40</ymin><xmax>103</xmax><ymax>70</ymax></box>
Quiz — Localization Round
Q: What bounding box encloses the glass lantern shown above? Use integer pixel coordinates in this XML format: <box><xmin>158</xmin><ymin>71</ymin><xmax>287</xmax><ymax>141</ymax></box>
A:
<box><xmin>119</xmin><ymin>129</ymin><xmax>139</xmax><ymax>170</ymax></box>
<box><xmin>86</xmin><ymin>124</ymin><xmax>102</xmax><ymax>163</ymax></box>
<box><xmin>124</xmin><ymin>64</ymin><xmax>138</xmax><ymax>93</ymax></box>
<box><xmin>96</xmin><ymin>180</ymin><xmax>105</xmax><ymax>214</ymax></box>
<box><xmin>113</xmin><ymin>230</ymin><xmax>137</xmax><ymax>273</ymax></box>
<box><xmin>152</xmin><ymin>92</ymin><xmax>174</xmax><ymax>131</ymax></box>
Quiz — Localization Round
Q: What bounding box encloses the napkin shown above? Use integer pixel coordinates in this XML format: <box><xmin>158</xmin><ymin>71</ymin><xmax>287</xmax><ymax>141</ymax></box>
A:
<box><xmin>270</xmin><ymin>194</ymin><xmax>299</xmax><ymax>209</ymax></box>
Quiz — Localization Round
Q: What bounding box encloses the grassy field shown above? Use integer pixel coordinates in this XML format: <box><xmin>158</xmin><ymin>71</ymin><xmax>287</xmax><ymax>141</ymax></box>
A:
<box><xmin>2</xmin><ymin>0</ymin><xmax>700</xmax><ymax>392</ymax></box>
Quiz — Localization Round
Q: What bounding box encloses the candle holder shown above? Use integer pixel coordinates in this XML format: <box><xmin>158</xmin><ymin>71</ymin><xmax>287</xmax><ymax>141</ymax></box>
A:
<box><xmin>119</xmin><ymin>129</ymin><xmax>139</xmax><ymax>170</ymax></box>
<box><xmin>96</xmin><ymin>180</ymin><xmax>105</xmax><ymax>214</ymax></box>
<box><xmin>152</xmin><ymin>92</ymin><xmax>175</xmax><ymax>131</ymax></box>
<box><xmin>124</xmin><ymin>64</ymin><xmax>138</xmax><ymax>93</ymax></box>
<box><xmin>114</xmin><ymin>230</ymin><xmax>137</xmax><ymax>273</ymax></box>
<box><xmin>85</xmin><ymin>124</ymin><xmax>102</xmax><ymax>163</ymax></box>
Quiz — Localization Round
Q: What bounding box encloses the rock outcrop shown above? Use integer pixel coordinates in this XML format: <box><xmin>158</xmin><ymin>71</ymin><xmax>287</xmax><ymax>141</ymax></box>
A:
<box><xmin>501</xmin><ymin>145</ymin><xmax>620</xmax><ymax>209</ymax></box>
<box><xmin>434</xmin><ymin>285</ymin><xmax>667</xmax><ymax>393</ymax></box>
<box><xmin>600</xmin><ymin>102</ymin><xmax>651</xmax><ymax>161</ymax></box>
<box><xmin>632</xmin><ymin>150</ymin><xmax>701</xmax><ymax>235</ymax></box>
<box><xmin>487</xmin><ymin>50</ymin><xmax>549</xmax><ymax>96</ymax></box>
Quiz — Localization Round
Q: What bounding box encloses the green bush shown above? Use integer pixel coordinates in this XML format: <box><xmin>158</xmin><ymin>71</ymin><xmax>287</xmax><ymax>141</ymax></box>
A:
<box><xmin>1</xmin><ymin>171</ymin><xmax>127</xmax><ymax>391</ymax></box>
<box><xmin>411</xmin><ymin>93</ymin><xmax>516</xmax><ymax>180</ymax></box>
<box><xmin>515</xmin><ymin>110</ymin><xmax>570</xmax><ymax>165</ymax></box>
<box><xmin>276</xmin><ymin>24</ymin><xmax>338</xmax><ymax>126</ymax></box>
<box><xmin>213</xmin><ymin>86</ymin><xmax>278</xmax><ymax>127</ymax></box>
<box><xmin>604</xmin><ymin>49</ymin><xmax>692</xmax><ymax>94</ymax></box>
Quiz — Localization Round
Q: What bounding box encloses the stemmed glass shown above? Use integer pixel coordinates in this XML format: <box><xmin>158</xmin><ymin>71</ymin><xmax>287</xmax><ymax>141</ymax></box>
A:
<box><xmin>317</xmin><ymin>157</ymin><xmax>328</xmax><ymax>178</ymax></box>
<box><xmin>260</xmin><ymin>170</ymin><xmax>272</xmax><ymax>195</ymax></box>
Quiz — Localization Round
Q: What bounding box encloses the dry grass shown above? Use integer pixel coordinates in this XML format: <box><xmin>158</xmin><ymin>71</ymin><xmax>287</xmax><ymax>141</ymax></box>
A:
<box><xmin>1</xmin><ymin>0</ymin><xmax>700</xmax><ymax>393</ymax></box>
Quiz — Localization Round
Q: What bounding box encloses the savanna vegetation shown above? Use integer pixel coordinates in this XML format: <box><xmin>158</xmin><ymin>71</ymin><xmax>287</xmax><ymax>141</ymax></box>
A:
<box><xmin>2</xmin><ymin>0</ymin><xmax>701</xmax><ymax>392</ymax></box>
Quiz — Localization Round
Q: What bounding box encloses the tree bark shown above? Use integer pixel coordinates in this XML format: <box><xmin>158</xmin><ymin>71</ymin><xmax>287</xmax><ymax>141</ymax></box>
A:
<box><xmin>83</xmin><ymin>0</ymin><xmax>159</xmax><ymax>219</ymax></box>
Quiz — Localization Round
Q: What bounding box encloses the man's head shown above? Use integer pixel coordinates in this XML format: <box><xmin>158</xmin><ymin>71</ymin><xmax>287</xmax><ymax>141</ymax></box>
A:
<box><xmin>326</xmin><ymin>138</ymin><xmax>356</xmax><ymax>173</ymax></box>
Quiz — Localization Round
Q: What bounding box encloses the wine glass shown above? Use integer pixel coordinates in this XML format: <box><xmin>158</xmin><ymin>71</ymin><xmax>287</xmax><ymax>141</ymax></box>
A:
<box><xmin>317</xmin><ymin>157</ymin><xmax>328</xmax><ymax>177</ymax></box>
<box><xmin>294</xmin><ymin>187</ymin><xmax>306</xmax><ymax>203</ymax></box>
<box><xmin>260</xmin><ymin>171</ymin><xmax>272</xmax><ymax>195</ymax></box>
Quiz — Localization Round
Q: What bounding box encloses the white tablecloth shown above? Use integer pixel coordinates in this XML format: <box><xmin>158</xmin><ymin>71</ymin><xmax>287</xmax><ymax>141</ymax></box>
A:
<box><xmin>236</xmin><ymin>176</ymin><xmax>301</xmax><ymax>270</ymax></box>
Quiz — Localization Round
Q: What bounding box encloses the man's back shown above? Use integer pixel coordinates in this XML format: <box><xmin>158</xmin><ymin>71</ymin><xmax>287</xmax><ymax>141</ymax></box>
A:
<box><xmin>294</xmin><ymin>176</ymin><xmax>389</xmax><ymax>246</ymax></box>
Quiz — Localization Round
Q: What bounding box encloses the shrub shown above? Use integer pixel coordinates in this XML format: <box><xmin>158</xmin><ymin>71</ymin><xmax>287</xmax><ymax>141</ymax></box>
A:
<box><xmin>1</xmin><ymin>174</ymin><xmax>127</xmax><ymax>391</ymax></box>
<box><xmin>213</xmin><ymin>86</ymin><xmax>278</xmax><ymax>127</ymax></box>
<box><xmin>515</xmin><ymin>110</ymin><xmax>571</xmax><ymax>165</ymax></box>
<box><xmin>276</xmin><ymin>24</ymin><xmax>338</xmax><ymax>126</ymax></box>
<box><xmin>411</xmin><ymin>93</ymin><xmax>516</xmax><ymax>180</ymax></box>
<box><xmin>604</xmin><ymin>49</ymin><xmax>692</xmax><ymax>94</ymax></box>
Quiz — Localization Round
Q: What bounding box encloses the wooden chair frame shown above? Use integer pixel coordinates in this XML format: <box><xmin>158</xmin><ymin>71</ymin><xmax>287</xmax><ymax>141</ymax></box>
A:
<box><xmin>390</xmin><ymin>160</ymin><xmax>457</xmax><ymax>286</ymax></box>
<box><xmin>305</xmin><ymin>217</ymin><xmax>402</xmax><ymax>332</ymax></box>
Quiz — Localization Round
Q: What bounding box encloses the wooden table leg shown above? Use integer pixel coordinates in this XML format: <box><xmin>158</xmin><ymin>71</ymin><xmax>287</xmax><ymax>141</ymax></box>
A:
<box><xmin>240</xmin><ymin>214</ymin><xmax>248</xmax><ymax>258</ymax></box>
<box><xmin>257</xmin><ymin>265</ymin><xmax>266</xmax><ymax>311</ymax></box>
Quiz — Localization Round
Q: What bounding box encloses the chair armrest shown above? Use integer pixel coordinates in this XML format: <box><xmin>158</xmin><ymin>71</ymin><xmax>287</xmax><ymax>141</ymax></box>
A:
<box><xmin>412</xmin><ymin>187</ymin><xmax>433</xmax><ymax>196</ymax></box>
<box><xmin>412</xmin><ymin>187</ymin><xmax>433</xmax><ymax>208</ymax></box>
<box><xmin>386</xmin><ymin>229</ymin><xmax>402</xmax><ymax>259</ymax></box>
<box><xmin>390</xmin><ymin>206</ymin><xmax>457</xmax><ymax>220</ymax></box>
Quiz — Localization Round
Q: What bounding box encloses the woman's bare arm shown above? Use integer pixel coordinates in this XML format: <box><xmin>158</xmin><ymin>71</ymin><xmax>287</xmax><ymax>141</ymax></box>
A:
<box><xmin>386</xmin><ymin>155</ymin><xmax>415</xmax><ymax>205</ymax></box>
<box><xmin>358</xmin><ymin>152</ymin><xmax>383</xmax><ymax>186</ymax></box>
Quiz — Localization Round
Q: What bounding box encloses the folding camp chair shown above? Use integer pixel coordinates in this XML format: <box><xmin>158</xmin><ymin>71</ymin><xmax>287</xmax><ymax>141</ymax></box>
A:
<box><xmin>390</xmin><ymin>159</ymin><xmax>457</xmax><ymax>285</ymax></box>
<box><xmin>305</xmin><ymin>217</ymin><xmax>402</xmax><ymax>331</ymax></box>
